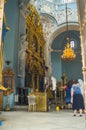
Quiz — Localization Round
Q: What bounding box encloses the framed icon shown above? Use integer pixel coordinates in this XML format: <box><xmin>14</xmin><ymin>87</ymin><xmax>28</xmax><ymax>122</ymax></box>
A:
<box><xmin>2</xmin><ymin>67</ymin><xmax>15</xmax><ymax>95</ymax></box>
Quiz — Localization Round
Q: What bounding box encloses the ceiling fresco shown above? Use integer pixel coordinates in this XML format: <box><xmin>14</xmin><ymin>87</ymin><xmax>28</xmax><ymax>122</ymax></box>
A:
<box><xmin>33</xmin><ymin>0</ymin><xmax>78</xmax><ymax>25</ymax></box>
<box><xmin>20</xmin><ymin>0</ymin><xmax>78</xmax><ymax>42</ymax></box>
<box><xmin>32</xmin><ymin>0</ymin><xmax>78</xmax><ymax>41</ymax></box>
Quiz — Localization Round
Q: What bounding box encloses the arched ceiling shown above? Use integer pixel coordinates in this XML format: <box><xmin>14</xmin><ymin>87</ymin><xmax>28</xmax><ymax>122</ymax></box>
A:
<box><xmin>47</xmin><ymin>24</ymin><xmax>79</xmax><ymax>49</ymax></box>
<box><xmin>51</xmin><ymin>30</ymin><xmax>80</xmax><ymax>52</ymax></box>
<box><xmin>21</xmin><ymin>0</ymin><xmax>80</xmax><ymax>53</ymax></box>
<box><xmin>32</xmin><ymin>0</ymin><xmax>79</xmax><ymax>46</ymax></box>
<box><xmin>33</xmin><ymin>0</ymin><xmax>78</xmax><ymax>25</ymax></box>
<box><xmin>21</xmin><ymin>0</ymin><xmax>79</xmax><ymax>46</ymax></box>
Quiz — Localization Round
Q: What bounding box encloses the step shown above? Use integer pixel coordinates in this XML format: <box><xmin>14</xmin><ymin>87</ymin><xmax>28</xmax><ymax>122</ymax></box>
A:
<box><xmin>13</xmin><ymin>105</ymin><xmax>28</xmax><ymax>111</ymax></box>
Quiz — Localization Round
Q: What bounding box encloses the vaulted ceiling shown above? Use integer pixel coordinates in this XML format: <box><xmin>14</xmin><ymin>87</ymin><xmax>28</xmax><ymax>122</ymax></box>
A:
<box><xmin>32</xmin><ymin>0</ymin><xmax>79</xmax><ymax>51</ymax></box>
<box><xmin>51</xmin><ymin>30</ymin><xmax>80</xmax><ymax>52</ymax></box>
<box><xmin>20</xmin><ymin>0</ymin><xmax>80</xmax><ymax>52</ymax></box>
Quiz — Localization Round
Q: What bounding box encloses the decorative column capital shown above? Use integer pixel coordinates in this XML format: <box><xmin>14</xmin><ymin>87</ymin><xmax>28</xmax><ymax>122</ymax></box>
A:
<box><xmin>82</xmin><ymin>67</ymin><xmax>86</xmax><ymax>72</ymax></box>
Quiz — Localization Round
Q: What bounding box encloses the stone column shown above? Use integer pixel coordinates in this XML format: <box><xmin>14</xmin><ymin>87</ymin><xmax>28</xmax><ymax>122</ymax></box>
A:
<box><xmin>0</xmin><ymin>0</ymin><xmax>4</xmax><ymax>82</ymax></box>
<box><xmin>81</xmin><ymin>34</ymin><xmax>86</xmax><ymax>101</ymax></box>
<box><xmin>77</xmin><ymin>0</ymin><xmax>86</xmax><ymax>124</ymax></box>
<box><xmin>80</xmin><ymin>21</ymin><xmax>86</xmax><ymax>125</ymax></box>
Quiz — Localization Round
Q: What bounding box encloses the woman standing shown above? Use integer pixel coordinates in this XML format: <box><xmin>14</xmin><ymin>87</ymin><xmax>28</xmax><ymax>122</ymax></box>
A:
<box><xmin>61</xmin><ymin>80</ymin><xmax>73</xmax><ymax>109</ymax></box>
<box><xmin>65</xmin><ymin>81</ymin><xmax>73</xmax><ymax>109</ymax></box>
<box><xmin>71</xmin><ymin>80</ymin><xmax>84</xmax><ymax>116</ymax></box>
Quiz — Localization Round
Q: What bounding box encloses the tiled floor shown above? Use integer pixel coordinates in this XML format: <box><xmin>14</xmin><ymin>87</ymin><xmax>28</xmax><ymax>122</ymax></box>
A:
<box><xmin>0</xmin><ymin>110</ymin><xmax>86</xmax><ymax>130</ymax></box>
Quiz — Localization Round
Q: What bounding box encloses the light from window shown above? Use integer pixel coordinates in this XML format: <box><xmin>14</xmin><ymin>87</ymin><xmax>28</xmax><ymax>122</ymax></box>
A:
<box><xmin>70</xmin><ymin>40</ymin><xmax>77</xmax><ymax>49</ymax></box>
<box><xmin>70</xmin><ymin>40</ymin><xmax>75</xmax><ymax>48</ymax></box>
<box><xmin>46</xmin><ymin>0</ymin><xmax>53</xmax><ymax>2</ymax></box>
<box><xmin>62</xmin><ymin>0</ymin><xmax>74</xmax><ymax>4</ymax></box>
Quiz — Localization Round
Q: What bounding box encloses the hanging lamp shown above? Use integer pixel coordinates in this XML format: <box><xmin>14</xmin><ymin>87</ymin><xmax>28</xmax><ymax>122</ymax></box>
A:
<box><xmin>61</xmin><ymin>3</ymin><xmax>76</xmax><ymax>61</ymax></box>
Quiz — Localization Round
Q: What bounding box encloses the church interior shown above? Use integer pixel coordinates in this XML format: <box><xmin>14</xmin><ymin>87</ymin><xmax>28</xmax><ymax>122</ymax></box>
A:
<box><xmin>0</xmin><ymin>0</ymin><xmax>86</xmax><ymax>129</ymax></box>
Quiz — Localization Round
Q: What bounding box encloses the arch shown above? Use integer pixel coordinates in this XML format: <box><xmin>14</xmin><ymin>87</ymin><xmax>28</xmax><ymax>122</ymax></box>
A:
<box><xmin>46</xmin><ymin>24</ymin><xmax>80</xmax><ymax>76</ymax></box>
<box><xmin>40</xmin><ymin>13</ymin><xmax>58</xmax><ymax>25</ymax></box>
<box><xmin>48</xmin><ymin>23</ymin><xmax>79</xmax><ymax>47</ymax></box>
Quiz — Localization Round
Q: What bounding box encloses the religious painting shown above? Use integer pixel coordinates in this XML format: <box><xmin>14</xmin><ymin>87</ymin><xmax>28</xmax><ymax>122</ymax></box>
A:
<box><xmin>3</xmin><ymin>76</ymin><xmax>12</xmax><ymax>89</ymax></box>
<box><xmin>2</xmin><ymin>67</ymin><xmax>15</xmax><ymax>95</ymax></box>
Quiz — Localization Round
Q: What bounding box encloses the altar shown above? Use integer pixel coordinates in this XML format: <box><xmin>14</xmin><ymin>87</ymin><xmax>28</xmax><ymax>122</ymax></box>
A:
<box><xmin>30</xmin><ymin>92</ymin><xmax>47</xmax><ymax>112</ymax></box>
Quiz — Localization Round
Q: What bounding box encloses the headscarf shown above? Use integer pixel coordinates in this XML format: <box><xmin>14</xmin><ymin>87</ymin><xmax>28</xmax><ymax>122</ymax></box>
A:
<box><xmin>78</xmin><ymin>79</ymin><xmax>84</xmax><ymax>95</ymax></box>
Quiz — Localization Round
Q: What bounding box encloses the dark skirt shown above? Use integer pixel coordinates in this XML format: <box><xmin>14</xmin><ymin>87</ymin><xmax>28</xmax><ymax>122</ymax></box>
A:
<box><xmin>73</xmin><ymin>94</ymin><xmax>84</xmax><ymax>110</ymax></box>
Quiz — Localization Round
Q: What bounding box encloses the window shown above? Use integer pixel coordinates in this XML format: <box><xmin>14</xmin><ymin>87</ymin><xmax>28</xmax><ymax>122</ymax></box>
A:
<box><xmin>62</xmin><ymin>0</ymin><xmax>74</xmax><ymax>4</ymax></box>
<box><xmin>47</xmin><ymin>0</ymin><xmax>53</xmax><ymax>2</ymax></box>
<box><xmin>70</xmin><ymin>39</ymin><xmax>77</xmax><ymax>49</ymax></box>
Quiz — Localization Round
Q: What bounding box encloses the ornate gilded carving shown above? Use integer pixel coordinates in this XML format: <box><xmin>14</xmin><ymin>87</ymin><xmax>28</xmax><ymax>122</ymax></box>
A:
<box><xmin>2</xmin><ymin>67</ymin><xmax>15</xmax><ymax>95</ymax></box>
<box><xmin>0</xmin><ymin>0</ymin><xmax>10</xmax><ymax>83</ymax></box>
<box><xmin>25</xmin><ymin>4</ymin><xmax>45</xmax><ymax>90</ymax></box>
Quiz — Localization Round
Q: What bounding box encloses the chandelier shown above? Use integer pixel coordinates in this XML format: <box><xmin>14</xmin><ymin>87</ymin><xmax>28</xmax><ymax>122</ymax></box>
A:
<box><xmin>61</xmin><ymin>3</ymin><xmax>76</xmax><ymax>61</ymax></box>
<box><xmin>61</xmin><ymin>37</ymin><xmax>76</xmax><ymax>61</ymax></box>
